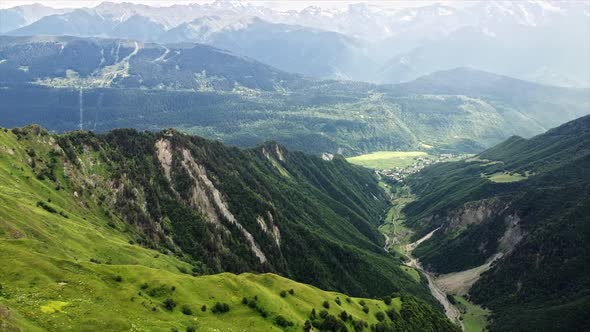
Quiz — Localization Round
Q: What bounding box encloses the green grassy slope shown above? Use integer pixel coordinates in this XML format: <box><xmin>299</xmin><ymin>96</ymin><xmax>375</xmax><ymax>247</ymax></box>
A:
<box><xmin>0</xmin><ymin>126</ymin><xmax>460</xmax><ymax>331</ymax></box>
<box><xmin>0</xmin><ymin>125</ymin><xmax>429</xmax><ymax>299</ymax></box>
<box><xmin>453</xmin><ymin>296</ymin><xmax>489</xmax><ymax>332</ymax></box>
<box><xmin>399</xmin><ymin>115</ymin><xmax>590</xmax><ymax>331</ymax></box>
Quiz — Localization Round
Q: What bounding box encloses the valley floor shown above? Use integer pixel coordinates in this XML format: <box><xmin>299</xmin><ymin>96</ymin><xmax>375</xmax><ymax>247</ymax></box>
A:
<box><xmin>378</xmin><ymin>182</ymin><xmax>490</xmax><ymax>332</ymax></box>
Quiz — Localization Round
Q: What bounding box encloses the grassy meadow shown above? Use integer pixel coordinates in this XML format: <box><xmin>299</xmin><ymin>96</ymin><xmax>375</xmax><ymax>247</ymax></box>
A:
<box><xmin>347</xmin><ymin>151</ymin><xmax>432</xmax><ymax>169</ymax></box>
<box><xmin>453</xmin><ymin>296</ymin><xmax>490</xmax><ymax>332</ymax></box>
<box><xmin>485</xmin><ymin>172</ymin><xmax>530</xmax><ymax>183</ymax></box>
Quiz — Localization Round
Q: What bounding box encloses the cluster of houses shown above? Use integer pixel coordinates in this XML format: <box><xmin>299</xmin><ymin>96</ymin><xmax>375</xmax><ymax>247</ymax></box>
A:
<box><xmin>378</xmin><ymin>154</ymin><xmax>469</xmax><ymax>183</ymax></box>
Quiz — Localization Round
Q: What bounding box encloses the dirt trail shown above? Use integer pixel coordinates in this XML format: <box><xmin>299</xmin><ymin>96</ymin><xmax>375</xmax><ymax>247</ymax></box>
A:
<box><xmin>406</xmin><ymin>226</ymin><xmax>440</xmax><ymax>251</ymax></box>
<box><xmin>405</xmin><ymin>229</ymin><xmax>463</xmax><ymax>328</ymax></box>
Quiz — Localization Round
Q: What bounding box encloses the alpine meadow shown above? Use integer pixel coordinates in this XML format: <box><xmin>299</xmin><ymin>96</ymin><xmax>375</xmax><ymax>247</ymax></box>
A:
<box><xmin>0</xmin><ymin>1</ymin><xmax>589</xmax><ymax>332</ymax></box>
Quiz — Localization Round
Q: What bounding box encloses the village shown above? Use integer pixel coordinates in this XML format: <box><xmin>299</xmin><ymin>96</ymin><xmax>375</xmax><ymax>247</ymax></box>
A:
<box><xmin>377</xmin><ymin>153</ymin><xmax>470</xmax><ymax>182</ymax></box>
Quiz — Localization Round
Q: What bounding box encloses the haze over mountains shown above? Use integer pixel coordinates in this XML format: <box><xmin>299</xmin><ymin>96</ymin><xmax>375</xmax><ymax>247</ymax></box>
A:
<box><xmin>2</xmin><ymin>0</ymin><xmax>589</xmax><ymax>86</ymax></box>
<box><xmin>1</xmin><ymin>35</ymin><xmax>589</xmax><ymax>156</ymax></box>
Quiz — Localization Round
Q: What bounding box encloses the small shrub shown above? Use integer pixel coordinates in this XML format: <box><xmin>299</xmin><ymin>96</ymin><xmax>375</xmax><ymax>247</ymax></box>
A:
<box><xmin>89</xmin><ymin>258</ymin><xmax>101</xmax><ymax>264</ymax></box>
<box><xmin>335</xmin><ymin>297</ymin><xmax>341</xmax><ymax>306</ymax></box>
<box><xmin>163</xmin><ymin>298</ymin><xmax>176</xmax><ymax>311</ymax></box>
<box><xmin>340</xmin><ymin>310</ymin><xmax>349</xmax><ymax>321</ymax></box>
<box><xmin>288</xmin><ymin>289</ymin><xmax>294</xmax><ymax>295</ymax></box>
<box><xmin>312</xmin><ymin>319</ymin><xmax>322</xmax><ymax>329</ymax></box>
<box><xmin>310</xmin><ymin>308</ymin><xmax>317</xmax><ymax>319</ymax></box>
<box><xmin>280</xmin><ymin>290</ymin><xmax>287</xmax><ymax>298</ymax></box>
<box><xmin>447</xmin><ymin>294</ymin><xmax>457</xmax><ymax>305</ymax></box>
<box><xmin>346</xmin><ymin>297</ymin><xmax>351</xmax><ymax>303</ymax></box>
<box><xmin>304</xmin><ymin>320</ymin><xmax>312</xmax><ymax>332</ymax></box>
<box><xmin>246</xmin><ymin>299</ymin><xmax>268</xmax><ymax>318</ymax></box>
<box><xmin>148</xmin><ymin>285</ymin><xmax>170</xmax><ymax>297</ymax></box>
<box><xmin>242</xmin><ymin>297</ymin><xmax>248</xmax><ymax>305</ymax></box>
<box><xmin>353</xmin><ymin>319</ymin><xmax>366</xmax><ymax>332</ymax></box>
<box><xmin>375</xmin><ymin>311</ymin><xmax>386</xmax><ymax>322</ymax></box>
<box><xmin>320</xmin><ymin>315</ymin><xmax>346</xmax><ymax>331</ymax></box>
<box><xmin>362</xmin><ymin>305</ymin><xmax>369</xmax><ymax>314</ymax></box>
<box><xmin>114</xmin><ymin>275</ymin><xmax>123</xmax><ymax>282</ymax></box>
<box><xmin>258</xmin><ymin>307</ymin><xmax>268</xmax><ymax>318</ymax></box>
<box><xmin>191</xmin><ymin>264</ymin><xmax>204</xmax><ymax>275</ymax></box>
<box><xmin>36</xmin><ymin>201</ymin><xmax>57</xmax><ymax>214</ymax></box>
<box><xmin>383</xmin><ymin>296</ymin><xmax>392</xmax><ymax>305</ymax></box>
<box><xmin>181</xmin><ymin>305</ymin><xmax>192</xmax><ymax>315</ymax></box>
<box><xmin>322</xmin><ymin>300</ymin><xmax>330</xmax><ymax>309</ymax></box>
<box><xmin>201</xmin><ymin>305</ymin><xmax>207</xmax><ymax>312</ymax></box>
<box><xmin>140</xmin><ymin>283</ymin><xmax>149</xmax><ymax>290</ymax></box>
<box><xmin>186</xmin><ymin>327</ymin><xmax>196</xmax><ymax>332</ymax></box>
<box><xmin>211</xmin><ymin>302</ymin><xmax>230</xmax><ymax>314</ymax></box>
<box><xmin>386</xmin><ymin>308</ymin><xmax>400</xmax><ymax>321</ymax></box>
<box><xmin>319</xmin><ymin>310</ymin><xmax>329</xmax><ymax>319</ymax></box>
<box><xmin>359</xmin><ymin>300</ymin><xmax>366</xmax><ymax>306</ymax></box>
<box><xmin>274</xmin><ymin>315</ymin><xmax>293</xmax><ymax>327</ymax></box>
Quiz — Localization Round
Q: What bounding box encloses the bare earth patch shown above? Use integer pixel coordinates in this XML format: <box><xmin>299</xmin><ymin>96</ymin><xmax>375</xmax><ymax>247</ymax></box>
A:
<box><xmin>435</xmin><ymin>255</ymin><xmax>500</xmax><ymax>296</ymax></box>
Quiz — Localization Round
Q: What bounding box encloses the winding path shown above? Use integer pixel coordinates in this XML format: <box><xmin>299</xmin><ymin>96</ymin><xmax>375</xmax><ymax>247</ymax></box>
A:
<box><xmin>404</xmin><ymin>229</ymin><xmax>463</xmax><ymax>328</ymax></box>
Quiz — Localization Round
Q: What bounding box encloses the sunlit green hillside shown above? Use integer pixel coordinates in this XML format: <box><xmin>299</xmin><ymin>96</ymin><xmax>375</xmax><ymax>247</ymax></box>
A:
<box><xmin>0</xmin><ymin>126</ymin><xmax>459</xmax><ymax>331</ymax></box>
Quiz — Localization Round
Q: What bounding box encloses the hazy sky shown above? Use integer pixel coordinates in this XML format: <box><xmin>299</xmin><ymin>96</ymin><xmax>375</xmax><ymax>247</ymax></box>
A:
<box><xmin>1</xmin><ymin>0</ymin><xmax>458</xmax><ymax>10</ymax></box>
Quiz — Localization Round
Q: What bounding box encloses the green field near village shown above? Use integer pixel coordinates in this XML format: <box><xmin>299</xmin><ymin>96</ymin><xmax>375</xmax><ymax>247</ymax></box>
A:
<box><xmin>347</xmin><ymin>151</ymin><xmax>433</xmax><ymax>169</ymax></box>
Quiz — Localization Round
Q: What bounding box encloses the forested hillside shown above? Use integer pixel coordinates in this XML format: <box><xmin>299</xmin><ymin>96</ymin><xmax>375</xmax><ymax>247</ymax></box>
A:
<box><xmin>401</xmin><ymin>115</ymin><xmax>590</xmax><ymax>331</ymax></box>
<box><xmin>1</xmin><ymin>36</ymin><xmax>588</xmax><ymax>156</ymax></box>
<box><xmin>0</xmin><ymin>125</ymin><xmax>440</xmax><ymax>301</ymax></box>
<box><xmin>0</xmin><ymin>124</ymin><xmax>466</xmax><ymax>331</ymax></box>
<box><xmin>0</xmin><ymin>36</ymin><xmax>303</xmax><ymax>91</ymax></box>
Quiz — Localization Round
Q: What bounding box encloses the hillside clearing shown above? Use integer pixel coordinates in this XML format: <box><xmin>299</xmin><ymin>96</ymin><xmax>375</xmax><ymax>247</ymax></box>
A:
<box><xmin>435</xmin><ymin>258</ymin><xmax>498</xmax><ymax>296</ymax></box>
<box><xmin>485</xmin><ymin>171</ymin><xmax>530</xmax><ymax>183</ymax></box>
<box><xmin>347</xmin><ymin>151</ymin><xmax>432</xmax><ymax>169</ymax></box>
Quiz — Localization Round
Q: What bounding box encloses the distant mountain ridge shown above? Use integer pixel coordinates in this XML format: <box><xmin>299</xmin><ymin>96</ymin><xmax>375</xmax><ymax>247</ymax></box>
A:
<box><xmin>159</xmin><ymin>16</ymin><xmax>374</xmax><ymax>80</ymax></box>
<box><xmin>2</xmin><ymin>0</ymin><xmax>588</xmax><ymax>86</ymax></box>
<box><xmin>0</xmin><ymin>35</ymin><xmax>303</xmax><ymax>91</ymax></box>
<box><xmin>0</xmin><ymin>36</ymin><xmax>588</xmax><ymax>156</ymax></box>
<box><xmin>5</xmin><ymin>1</ymin><xmax>588</xmax><ymax>40</ymax></box>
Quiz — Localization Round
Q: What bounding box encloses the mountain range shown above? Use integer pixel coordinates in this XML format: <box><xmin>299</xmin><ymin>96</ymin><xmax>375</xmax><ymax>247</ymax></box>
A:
<box><xmin>0</xmin><ymin>2</ymin><xmax>588</xmax><ymax>331</ymax></box>
<box><xmin>1</xmin><ymin>35</ymin><xmax>589</xmax><ymax>157</ymax></box>
<box><xmin>2</xmin><ymin>0</ymin><xmax>589</xmax><ymax>86</ymax></box>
